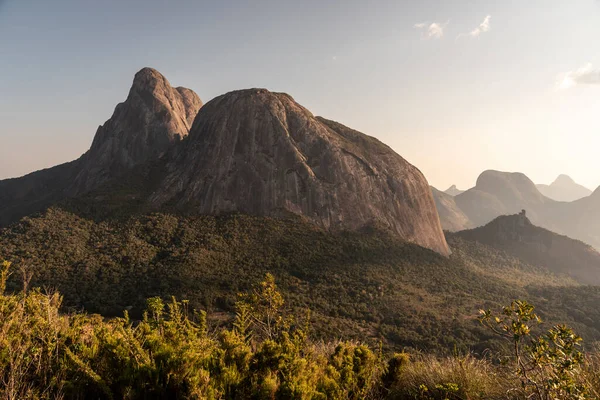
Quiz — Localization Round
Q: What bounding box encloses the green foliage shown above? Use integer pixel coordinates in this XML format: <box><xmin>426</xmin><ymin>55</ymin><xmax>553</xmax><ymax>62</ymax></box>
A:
<box><xmin>0</xmin><ymin>269</ymin><xmax>385</xmax><ymax>399</ymax></box>
<box><xmin>1</xmin><ymin>208</ymin><xmax>590</xmax><ymax>354</ymax></box>
<box><xmin>3</xmin><ymin>259</ymin><xmax>600</xmax><ymax>400</ymax></box>
<box><xmin>480</xmin><ymin>300</ymin><xmax>589</xmax><ymax>399</ymax></box>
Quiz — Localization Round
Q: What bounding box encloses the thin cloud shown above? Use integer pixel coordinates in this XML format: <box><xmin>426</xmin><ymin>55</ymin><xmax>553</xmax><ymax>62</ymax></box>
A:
<box><xmin>414</xmin><ymin>21</ymin><xmax>448</xmax><ymax>39</ymax></box>
<box><xmin>557</xmin><ymin>63</ymin><xmax>600</xmax><ymax>90</ymax></box>
<box><xmin>457</xmin><ymin>15</ymin><xmax>491</xmax><ymax>39</ymax></box>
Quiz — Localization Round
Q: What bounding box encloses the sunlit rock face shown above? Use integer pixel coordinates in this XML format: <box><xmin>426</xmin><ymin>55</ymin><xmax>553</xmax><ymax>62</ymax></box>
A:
<box><xmin>0</xmin><ymin>68</ymin><xmax>202</xmax><ymax>225</ymax></box>
<box><xmin>70</xmin><ymin>67</ymin><xmax>203</xmax><ymax>194</ymax></box>
<box><xmin>150</xmin><ymin>88</ymin><xmax>450</xmax><ymax>256</ymax></box>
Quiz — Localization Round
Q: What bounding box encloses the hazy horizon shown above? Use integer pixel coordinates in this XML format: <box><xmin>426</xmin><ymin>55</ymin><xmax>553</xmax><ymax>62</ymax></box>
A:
<box><xmin>1</xmin><ymin>0</ymin><xmax>599</xmax><ymax>191</ymax></box>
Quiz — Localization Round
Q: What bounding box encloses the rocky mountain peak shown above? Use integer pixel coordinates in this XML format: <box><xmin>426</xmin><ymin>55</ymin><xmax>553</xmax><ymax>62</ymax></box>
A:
<box><xmin>536</xmin><ymin>174</ymin><xmax>591</xmax><ymax>202</ymax></box>
<box><xmin>152</xmin><ymin>88</ymin><xmax>450</xmax><ymax>256</ymax></box>
<box><xmin>70</xmin><ymin>67</ymin><xmax>203</xmax><ymax>194</ymax></box>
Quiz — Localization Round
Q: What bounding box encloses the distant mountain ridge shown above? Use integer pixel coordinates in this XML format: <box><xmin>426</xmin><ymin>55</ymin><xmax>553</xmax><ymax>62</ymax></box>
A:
<box><xmin>0</xmin><ymin>68</ymin><xmax>450</xmax><ymax>256</ymax></box>
<box><xmin>444</xmin><ymin>185</ymin><xmax>464</xmax><ymax>196</ymax></box>
<box><xmin>536</xmin><ymin>174</ymin><xmax>592</xmax><ymax>202</ymax></box>
<box><xmin>432</xmin><ymin>170</ymin><xmax>600</xmax><ymax>251</ymax></box>
<box><xmin>430</xmin><ymin>187</ymin><xmax>472</xmax><ymax>231</ymax></box>
<box><xmin>455</xmin><ymin>211</ymin><xmax>600</xmax><ymax>284</ymax></box>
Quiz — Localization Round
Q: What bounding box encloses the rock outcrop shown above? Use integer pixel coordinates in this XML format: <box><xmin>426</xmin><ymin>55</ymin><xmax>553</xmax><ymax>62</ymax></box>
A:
<box><xmin>0</xmin><ymin>68</ymin><xmax>202</xmax><ymax>226</ymax></box>
<box><xmin>69</xmin><ymin>67</ymin><xmax>202</xmax><ymax>194</ymax></box>
<box><xmin>150</xmin><ymin>89</ymin><xmax>450</xmax><ymax>255</ymax></box>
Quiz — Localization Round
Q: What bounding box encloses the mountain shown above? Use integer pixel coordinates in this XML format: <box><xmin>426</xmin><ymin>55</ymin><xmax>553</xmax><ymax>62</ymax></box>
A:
<box><xmin>70</xmin><ymin>67</ymin><xmax>203</xmax><ymax>195</ymax></box>
<box><xmin>430</xmin><ymin>187</ymin><xmax>472</xmax><ymax>231</ymax></box>
<box><xmin>0</xmin><ymin>69</ymin><xmax>449</xmax><ymax>256</ymax></box>
<box><xmin>444</xmin><ymin>185</ymin><xmax>464</xmax><ymax>196</ymax></box>
<box><xmin>551</xmin><ymin>188</ymin><xmax>600</xmax><ymax>252</ymax></box>
<box><xmin>455</xmin><ymin>211</ymin><xmax>600</xmax><ymax>284</ymax></box>
<box><xmin>454</xmin><ymin>170</ymin><xmax>554</xmax><ymax>228</ymax></box>
<box><xmin>145</xmin><ymin>88</ymin><xmax>449</xmax><ymax>255</ymax></box>
<box><xmin>0</xmin><ymin>68</ymin><xmax>202</xmax><ymax>226</ymax></box>
<box><xmin>432</xmin><ymin>170</ymin><xmax>600</xmax><ymax>251</ymax></box>
<box><xmin>536</xmin><ymin>174</ymin><xmax>592</xmax><ymax>202</ymax></box>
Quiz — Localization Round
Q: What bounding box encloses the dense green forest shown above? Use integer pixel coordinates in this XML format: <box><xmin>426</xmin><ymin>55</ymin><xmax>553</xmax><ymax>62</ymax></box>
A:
<box><xmin>2</xmin><ymin>208</ymin><xmax>600</xmax><ymax>355</ymax></box>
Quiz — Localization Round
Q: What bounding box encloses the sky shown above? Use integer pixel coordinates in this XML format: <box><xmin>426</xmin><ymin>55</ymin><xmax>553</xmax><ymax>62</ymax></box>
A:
<box><xmin>1</xmin><ymin>0</ymin><xmax>599</xmax><ymax>191</ymax></box>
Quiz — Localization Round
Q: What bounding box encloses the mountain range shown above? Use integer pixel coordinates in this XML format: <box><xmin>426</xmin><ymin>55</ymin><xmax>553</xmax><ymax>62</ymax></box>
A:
<box><xmin>444</xmin><ymin>185</ymin><xmax>464</xmax><ymax>196</ymax></box>
<box><xmin>4</xmin><ymin>67</ymin><xmax>600</xmax><ymax>351</ymax></box>
<box><xmin>0</xmin><ymin>68</ymin><xmax>449</xmax><ymax>256</ymax></box>
<box><xmin>432</xmin><ymin>171</ymin><xmax>600</xmax><ymax>251</ymax></box>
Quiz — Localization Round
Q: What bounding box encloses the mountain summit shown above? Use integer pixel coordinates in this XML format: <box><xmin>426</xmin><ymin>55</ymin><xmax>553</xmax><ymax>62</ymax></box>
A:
<box><xmin>444</xmin><ymin>185</ymin><xmax>464</xmax><ymax>196</ymax></box>
<box><xmin>70</xmin><ymin>67</ymin><xmax>203</xmax><ymax>194</ymax></box>
<box><xmin>536</xmin><ymin>174</ymin><xmax>592</xmax><ymax>202</ymax></box>
<box><xmin>0</xmin><ymin>67</ymin><xmax>202</xmax><ymax>225</ymax></box>
<box><xmin>149</xmin><ymin>88</ymin><xmax>450</xmax><ymax>255</ymax></box>
<box><xmin>0</xmin><ymin>73</ymin><xmax>450</xmax><ymax>256</ymax></box>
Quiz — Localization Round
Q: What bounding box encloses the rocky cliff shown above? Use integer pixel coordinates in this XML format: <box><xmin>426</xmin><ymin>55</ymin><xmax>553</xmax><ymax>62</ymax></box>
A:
<box><xmin>69</xmin><ymin>67</ymin><xmax>202</xmax><ymax>194</ymax></box>
<box><xmin>0</xmin><ymin>68</ymin><xmax>202</xmax><ymax>226</ymax></box>
<box><xmin>149</xmin><ymin>89</ymin><xmax>450</xmax><ymax>255</ymax></box>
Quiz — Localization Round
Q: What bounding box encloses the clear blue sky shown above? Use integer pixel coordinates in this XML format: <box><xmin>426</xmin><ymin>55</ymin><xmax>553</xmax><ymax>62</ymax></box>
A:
<box><xmin>1</xmin><ymin>0</ymin><xmax>599</xmax><ymax>190</ymax></box>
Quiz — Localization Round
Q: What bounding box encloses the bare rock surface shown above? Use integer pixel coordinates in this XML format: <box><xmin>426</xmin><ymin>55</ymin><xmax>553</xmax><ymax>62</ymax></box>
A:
<box><xmin>150</xmin><ymin>89</ymin><xmax>450</xmax><ymax>255</ymax></box>
<box><xmin>0</xmin><ymin>68</ymin><xmax>202</xmax><ymax>226</ymax></box>
<box><xmin>69</xmin><ymin>67</ymin><xmax>202</xmax><ymax>194</ymax></box>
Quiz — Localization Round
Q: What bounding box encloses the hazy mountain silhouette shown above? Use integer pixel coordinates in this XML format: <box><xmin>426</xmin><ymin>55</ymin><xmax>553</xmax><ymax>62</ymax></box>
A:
<box><xmin>454</xmin><ymin>170</ymin><xmax>553</xmax><ymax>228</ymax></box>
<box><xmin>434</xmin><ymin>170</ymin><xmax>600</xmax><ymax>251</ymax></box>
<box><xmin>443</xmin><ymin>185</ymin><xmax>464</xmax><ymax>196</ymax></box>
<box><xmin>430</xmin><ymin>187</ymin><xmax>472</xmax><ymax>231</ymax></box>
<box><xmin>536</xmin><ymin>174</ymin><xmax>592</xmax><ymax>202</ymax></box>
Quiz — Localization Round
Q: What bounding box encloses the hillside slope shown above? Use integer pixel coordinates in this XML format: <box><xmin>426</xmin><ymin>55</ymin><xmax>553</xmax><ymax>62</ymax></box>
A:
<box><xmin>430</xmin><ymin>187</ymin><xmax>472</xmax><ymax>231</ymax></box>
<box><xmin>455</xmin><ymin>211</ymin><xmax>600</xmax><ymax>284</ymax></box>
<box><xmin>3</xmin><ymin>208</ymin><xmax>596</xmax><ymax>353</ymax></box>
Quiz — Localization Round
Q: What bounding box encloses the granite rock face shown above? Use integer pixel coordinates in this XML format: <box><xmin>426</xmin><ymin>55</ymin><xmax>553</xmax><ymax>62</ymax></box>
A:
<box><xmin>69</xmin><ymin>67</ymin><xmax>202</xmax><ymax>194</ymax></box>
<box><xmin>0</xmin><ymin>68</ymin><xmax>202</xmax><ymax>226</ymax></box>
<box><xmin>150</xmin><ymin>89</ymin><xmax>450</xmax><ymax>256</ymax></box>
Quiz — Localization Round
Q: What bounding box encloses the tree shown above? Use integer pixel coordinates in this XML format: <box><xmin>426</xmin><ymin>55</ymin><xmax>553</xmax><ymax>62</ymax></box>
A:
<box><xmin>479</xmin><ymin>300</ymin><xmax>588</xmax><ymax>399</ymax></box>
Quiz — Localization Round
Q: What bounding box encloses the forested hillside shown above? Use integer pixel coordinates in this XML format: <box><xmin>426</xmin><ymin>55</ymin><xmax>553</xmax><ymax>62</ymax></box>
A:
<box><xmin>3</xmin><ymin>207</ymin><xmax>599</xmax><ymax>354</ymax></box>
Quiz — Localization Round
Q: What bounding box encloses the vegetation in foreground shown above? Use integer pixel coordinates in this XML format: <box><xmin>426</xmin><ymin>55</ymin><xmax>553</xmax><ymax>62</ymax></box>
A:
<box><xmin>5</xmin><ymin>208</ymin><xmax>600</xmax><ymax>354</ymax></box>
<box><xmin>2</xmin><ymin>260</ymin><xmax>600</xmax><ymax>400</ymax></box>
